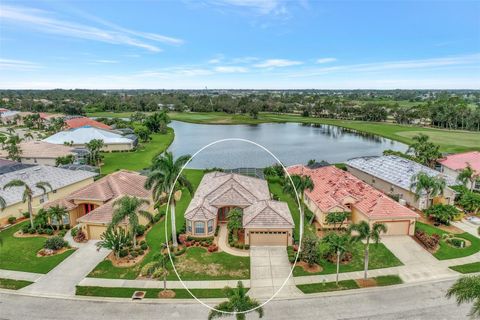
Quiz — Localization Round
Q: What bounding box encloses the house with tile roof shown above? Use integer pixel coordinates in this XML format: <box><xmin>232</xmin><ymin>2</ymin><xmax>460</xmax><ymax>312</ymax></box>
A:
<box><xmin>0</xmin><ymin>165</ymin><xmax>97</xmax><ymax>225</ymax></box>
<box><xmin>64</xmin><ymin>117</ymin><xmax>112</xmax><ymax>130</ymax></box>
<box><xmin>42</xmin><ymin>170</ymin><xmax>154</xmax><ymax>239</ymax></box>
<box><xmin>437</xmin><ymin>151</ymin><xmax>480</xmax><ymax>191</ymax></box>
<box><xmin>43</xmin><ymin>126</ymin><xmax>136</xmax><ymax>152</ymax></box>
<box><xmin>288</xmin><ymin>165</ymin><xmax>419</xmax><ymax>236</ymax></box>
<box><xmin>0</xmin><ymin>141</ymin><xmax>77</xmax><ymax>166</ymax></box>
<box><xmin>185</xmin><ymin>171</ymin><xmax>294</xmax><ymax>246</ymax></box>
<box><xmin>345</xmin><ymin>155</ymin><xmax>456</xmax><ymax>210</ymax></box>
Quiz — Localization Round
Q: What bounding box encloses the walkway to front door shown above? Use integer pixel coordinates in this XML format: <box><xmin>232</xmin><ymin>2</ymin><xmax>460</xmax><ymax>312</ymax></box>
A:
<box><xmin>248</xmin><ymin>246</ymin><xmax>302</xmax><ymax>299</ymax></box>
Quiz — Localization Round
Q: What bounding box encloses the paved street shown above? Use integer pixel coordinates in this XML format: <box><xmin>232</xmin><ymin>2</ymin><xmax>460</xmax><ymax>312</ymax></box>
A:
<box><xmin>0</xmin><ymin>278</ymin><xmax>472</xmax><ymax>320</ymax></box>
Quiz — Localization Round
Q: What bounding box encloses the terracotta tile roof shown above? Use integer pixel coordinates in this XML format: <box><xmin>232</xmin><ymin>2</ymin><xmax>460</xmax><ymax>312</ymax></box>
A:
<box><xmin>65</xmin><ymin>117</ymin><xmax>112</xmax><ymax>130</ymax></box>
<box><xmin>0</xmin><ymin>141</ymin><xmax>75</xmax><ymax>159</ymax></box>
<box><xmin>438</xmin><ymin>151</ymin><xmax>480</xmax><ymax>174</ymax></box>
<box><xmin>287</xmin><ymin>165</ymin><xmax>418</xmax><ymax>220</ymax></box>
<box><xmin>77</xmin><ymin>197</ymin><xmax>149</xmax><ymax>224</ymax></box>
<box><xmin>243</xmin><ymin>200</ymin><xmax>294</xmax><ymax>229</ymax></box>
<box><xmin>43</xmin><ymin>198</ymin><xmax>78</xmax><ymax>211</ymax></box>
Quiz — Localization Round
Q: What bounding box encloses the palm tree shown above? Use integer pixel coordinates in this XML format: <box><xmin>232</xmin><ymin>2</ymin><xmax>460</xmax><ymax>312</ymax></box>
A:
<box><xmin>86</xmin><ymin>139</ymin><xmax>105</xmax><ymax>169</ymax></box>
<box><xmin>145</xmin><ymin>152</ymin><xmax>192</xmax><ymax>248</ymax></box>
<box><xmin>323</xmin><ymin>232</ymin><xmax>351</xmax><ymax>285</ymax></box>
<box><xmin>209</xmin><ymin>281</ymin><xmax>264</xmax><ymax>320</ymax></box>
<box><xmin>109</xmin><ymin>196</ymin><xmax>153</xmax><ymax>248</ymax></box>
<box><xmin>457</xmin><ymin>164</ymin><xmax>479</xmax><ymax>191</ymax></box>
<box><xmin>47</xmin><ymin>205</ymin><xmax>69</xmax><ymax>229</ymax></box>
<box><xmin>410</xmin><ymin>172</ymin><xmax>446</xmax><ymax>209</ymax></box>
<box><xmin>3</xmin><ymin>180</ymin><xmax>52</xmax><ymax>228</ymax></box>
<box><xmin>24</xmin><ymin>132</ymin><xmax>34</xmax><ymax>141</ymax></box>
<box><xmin>283</xmin><ymin>174</ymin><xmax>315</xmax><ymax>225</ymax></box>
<box><xmin>141</xmin><ymin>244</ymin><xmax>174</xmax><ymax>292</ymax></box>
<box><xmin>227</xmin><ymin>208</ymin><xmax>243</xmax><ymax>241</ymax></box>
<box><xmin>349</xmin><ymin>221</ymin><xmax>387</xmax><ymax>279</ymax></box>
<box><xmin>446</xmin><ymin>275</ymin><xmax>480</xmax><ymax>318</ymax></box>
<box><xmin>96</xmin><ymin>228</ymin><xmax>131</xmax><ymax>259</ymax></box>
<box><xmin>0</xmin><ymin>195</ymin><xmax>6</xmax><ymax>211</ymax></box>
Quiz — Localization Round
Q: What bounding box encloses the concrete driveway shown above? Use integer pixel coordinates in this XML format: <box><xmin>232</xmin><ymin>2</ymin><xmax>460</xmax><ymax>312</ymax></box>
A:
<box><xmin>248</xmin><ymin>246</ymin><xmax>302</xmax><ymax>299</ymax></box>
<box><xmin>453</xmin><ymin>220</ymin><xmax>480</xmax><ymax>238</ymax></box>
<box><xmin>381</xmin><ymin>236</ymin><xmax>456</xmax><ymax>283</ymax></box>
<box><xmin>20</xmin><ymin>240</ymin><xmax>110</xmax><ymax>296</ymax></box>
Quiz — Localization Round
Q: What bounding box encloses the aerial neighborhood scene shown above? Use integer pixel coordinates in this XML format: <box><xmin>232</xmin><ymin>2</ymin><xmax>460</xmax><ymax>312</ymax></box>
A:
<box><xmin>0</xmin><ymin>1</ymin><xmax>479</xmax><ymax>319</ymax></box>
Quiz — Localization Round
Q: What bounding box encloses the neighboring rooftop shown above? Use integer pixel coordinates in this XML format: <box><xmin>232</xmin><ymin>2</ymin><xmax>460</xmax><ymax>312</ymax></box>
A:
<box><xmin>43</xmin><ymin>126</ymin><xmax>133</xmax><ymax>145</ymax></box>
<box><xmin>0</xmin><ymin>165</ymin><xmax>97</xmax><ymax>207</ymax></box>
<box><xmin>346</xmin><ymin>155</ymin><xmax>456</xmax><ymax>189</ymax></box>
<box><xmin>438</xmin><ymin>151</ymin><xmax>480</xmax><ymax>174</ymax></box>
<box><xmin>65</xmin><ymin>117</ymin><xmax>112</xmax><ymax>130</ymax></box>
<box><xmin>0</xmin><ymin>159</ymin><xmax>35</xmax><ymax>175</ymax></box>
<box><xmin>0</xmin><ymin>141</ymin><xmax>75</xmax><ymax>159</ymax></box>
<box><xmin>288</xmin><ymin>165</ymin><xmax>418</xmax><ymax>219</ymax></box>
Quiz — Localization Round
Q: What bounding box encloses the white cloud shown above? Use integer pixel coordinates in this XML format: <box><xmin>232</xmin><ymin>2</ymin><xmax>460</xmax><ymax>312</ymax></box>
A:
<box><xmin>316</xmin><ymin>57</ymin><xmax>337</xmax><ymax>64</ymax></box>
<box><xmin>209</xmin><ymin>0</ymin><xmax>287</xmax><ymax>15</ymax></box>
<box><xmin>214</xmin><ymin>66</ymin><xmax>248</xmax><ymax>73</ymax></box>
<box><xmin>92</xmin><ymin>59</ymin><xmax>119</xmax><ymax>64</ymax></box>
<box><xmin>254</xmin><ymin>59</ymin><xmax>303</xmax><ymax>68</ymax></box>
<box><xmin>0</xmin><ymin>5</ymin><xmax>183</xmax><ymax>52</ymax></box>
<box><xmin>0</xmin><ymin>58</ymin><xmax>42</xmax><ymax>71</ymax></box>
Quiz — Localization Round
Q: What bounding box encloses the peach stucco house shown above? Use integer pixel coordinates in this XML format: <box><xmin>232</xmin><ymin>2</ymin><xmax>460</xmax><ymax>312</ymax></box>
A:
<box><xmin>288</xmin><ymin>165</ymin><xmax>419</xmax><ymax>236</ymax></box>
<box><xmin>185</xmin><ymin>171</ymin><xmax>294</xmax><ymax>246</ymax></box>
<box><xmin>43</xmin><ymin>170</ymin><xmax>154</xmax><ymax>239</ymax></box>
<box><xmin>437</xmin><ymin>151</ymin><xmax>480</xmax><ymax>191</ymax></box>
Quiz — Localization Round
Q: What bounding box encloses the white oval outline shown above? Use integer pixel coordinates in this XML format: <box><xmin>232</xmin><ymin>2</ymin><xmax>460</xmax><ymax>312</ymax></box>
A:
<box><xmin>164</xmin><ymin>138</ymin><xmax>304</xmax><ymax>315</ymax></box>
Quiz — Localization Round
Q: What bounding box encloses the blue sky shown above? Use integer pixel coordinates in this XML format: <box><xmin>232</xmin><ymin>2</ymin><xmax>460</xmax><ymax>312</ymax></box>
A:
<box><xmin>0</xmin><ymin>0</ymin><xmax>479</xmax><ymax>89</ymax></box>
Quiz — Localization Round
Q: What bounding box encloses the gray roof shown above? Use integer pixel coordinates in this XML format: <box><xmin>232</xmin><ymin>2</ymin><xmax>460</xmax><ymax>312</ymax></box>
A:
<box><xmin>0</xmin><ymin>165</ymin><xmax>97</xmax><ymax>207</ymax></box>
<box><xmin>346</xmin><ymin>155</ymin><xmax>456</xmax><ymax>190</ymax></box>
<box><xmin>243</xmin><ymin>200</ymin><xmax>294</xmax><ymax>229</ymax></box>
<box><xmin>0</xmin><ymin>159</ymin><xmax>35</xmax><ymax>175</ymax></box>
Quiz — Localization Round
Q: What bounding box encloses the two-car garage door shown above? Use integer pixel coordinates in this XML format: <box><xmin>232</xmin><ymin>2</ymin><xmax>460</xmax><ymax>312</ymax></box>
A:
<box><xmin>249</xmin><ymin>231</ymin><xmax>288</xmax><ymax>246</ymax></box>
<box><xmin>377</xmin><ymin>220</ymin><xmax>411</xmax><ymax>235</ymax></box>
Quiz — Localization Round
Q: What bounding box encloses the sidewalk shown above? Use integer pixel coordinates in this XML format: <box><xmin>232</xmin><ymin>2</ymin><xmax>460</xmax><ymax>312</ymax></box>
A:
<box><xmin>0</xmin><ymin>269</ymin><xmax>43</xmax><ymax>282</ymax></box>
<box><xmin>79</xmin><ymin>277</ymin><xmax>250</xmax><ymax>289</ymax></box>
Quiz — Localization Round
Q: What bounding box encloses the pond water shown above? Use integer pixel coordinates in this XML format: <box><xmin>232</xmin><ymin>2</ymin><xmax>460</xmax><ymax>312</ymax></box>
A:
<box><xmin>168</xmin><ymin>121</ymin><xmax>408</xmax><ymax>169</ymax></box>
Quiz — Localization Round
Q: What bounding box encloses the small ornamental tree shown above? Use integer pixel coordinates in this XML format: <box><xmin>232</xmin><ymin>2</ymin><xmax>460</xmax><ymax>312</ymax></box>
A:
<box><xmin>96</xmin><ymin>228</ymin><xmax>131</xmax><ymax>260</ymax></box>
<box><xmin>300</xmin><ymin>234</ymin><xmax>319</xmax><ymax>267</ymax></box>
<box><xmin>227</xmin><ymin>208</ymin><xmax>243</xmax><ymax>240</ymax></box>
<box><xmin>326</xmin><ymin>212</ymin><xmax>350</xmax><ymax>230</ymax></box>
<box><xmin>458</xmin><ymin>191</ymin><xmax>480</xmax><ymax>215</ymax></box>
<box><xmin>424</xmin><ymin>204</ymin><xmax>459</xmax><ymax>225</ymax></box>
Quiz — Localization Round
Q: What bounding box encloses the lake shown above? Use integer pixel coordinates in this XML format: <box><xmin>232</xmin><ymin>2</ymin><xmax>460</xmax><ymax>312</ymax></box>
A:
<box><xmin>168</xmin><ymin>121</ymin><xmax>408</xmax><ymax>169</ymax></box>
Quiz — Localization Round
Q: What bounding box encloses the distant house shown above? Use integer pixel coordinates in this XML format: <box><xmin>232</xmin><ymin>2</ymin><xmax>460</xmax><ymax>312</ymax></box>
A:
<box><xmin>288</xmin><ymin>165</ymin><xmax>419</xmax><ymax>235</ymax></box>
<box><xmin>437</xmin><ymin>151</ymin><xmax>480</xmax><ymax>191</ymax></box>
<box><xmin>0</xmin><ymin>159</ymin><xmax>35</xmax><ymax>175</ymax></box>
<box><xmin>43</xmin><ymin>170</ymin><xmax>154</xmax><ymax>239</ymax></box>
<box><xmin>185</xmin><ymin>172</ymin><xmax>294</xmax><ymax>246</ymax></box>
<box><xmin>0</xmin><ymin>141</ymin><xmax>77</xmax><ymax>166</ymax></box>
<box><xmin>0</xmin><ymin>165</ymin><xmax>97</xmax><ymax>225</ymax></box>
<box><xmin>0</xmin><ymin>110</ymin><xmax>20</xmax><ymax>124</ymax></box>
<box><xmin>43</xmin><ymin>126</ymin><xmax>136</xmax><ymax>151</ymax></box>
<box><xmin>346</xmin><ymin>155</ymin><xmax>456</xmax><ymax>210</ymax></box>
<box><xmin>65</xmin><ymin>117</ymin><xmax>112</xmax><ymax>130</ymax></box>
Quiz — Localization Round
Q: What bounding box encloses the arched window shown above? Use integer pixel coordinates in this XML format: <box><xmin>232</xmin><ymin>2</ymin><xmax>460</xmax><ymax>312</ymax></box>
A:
<box><xmin>195</xmin><ymin>221</ymin><xmax>205</xmax><ymax>235</ymax></box>
<box><xmin>187</xmin><ymin>220</ymin><xmax>192</xmax><ymax>233</ymax></box>
<box><xmin>207</xmin><ymin>220</ymin><xmax>214</xmax><ymax>233</ymax></box>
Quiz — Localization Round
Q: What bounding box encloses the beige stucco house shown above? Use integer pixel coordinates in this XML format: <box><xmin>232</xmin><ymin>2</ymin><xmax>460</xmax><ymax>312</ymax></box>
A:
<box><xmin>288</xmin><ymin>165</ymin><xmax>419</xmax><ymax>236</ymax></box>
<box><xmin>0</xmin><ymin>141</ymin><xmax>77</xmax><ymax>166</ymax></box>
<box><xmin>346</xmin><ymin>156</ymin><xmax>456</xmax><ymax>210</ymax></box>
<box><xmin>185</xmin><ymin>172</ymin><xmax>294</xmax><ymax>246</ymax></box>
<box><xmin>43</xmin><ymin>170</ymin><xmax>154</xmax><ymax>239</ymax></box>
<box><xmin>0</xmin><ymin>165</ymin><xmax>97</xmax><ymax>225</ymax></box>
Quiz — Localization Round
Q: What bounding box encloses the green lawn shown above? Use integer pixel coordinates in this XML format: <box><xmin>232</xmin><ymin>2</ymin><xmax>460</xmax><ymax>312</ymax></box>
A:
<box><xmin>0</xmin><ymin>222</ymin><xmax>75</xmax><ymax>273</ymax></box>
<box><xmin>87</xmin><ymin>111</ymin><xmax>480</xmax><ymax>153</ymax></box>
<box><xmin>297</xmin><ymin>275</ymin><xmax>402</xmax><ymax>294</ymax></box>
<box><xmin>76</xmin><ymin>285</ymin><xmax>230</xmax><ymax>299</ymax></box>
<box><xmin>101</xmin><ymin>127</ymin><xmax>174</xmax><ymax>174</ymax></box>
<box><xmin>293</xmin><ymin>242</ymin><xmax>403</xmax><ymax>277</ymax></box>
<box><xmin>449</xmin><ymin>262</ymin><xmax>480</xmax><ymax>274</ymax></box>
<box><xmin>415</xmin><ymin>222</ymin><xmax>480</xmax><ymax>260</ymax></box>
<box><xmin>374</xmin><ymin>275</ymin><xmax>403</xmax><ymax>286</ymax></box>
<box><xmin>0</xmin><ymin>278</ymin><xmax>33</xmax><ymax>290</ymax></box>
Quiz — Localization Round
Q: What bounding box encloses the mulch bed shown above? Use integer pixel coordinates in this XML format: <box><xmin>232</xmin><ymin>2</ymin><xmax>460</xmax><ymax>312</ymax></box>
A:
<box><xmin>158</xmin><ymin>289</ymin><xmax>176</xmax><ymax>298</ymax></box>
<box><xmin>14</xmin><ymin>230</ymin><xmax>63</xmax><ymax>238</ymax></box>
<box><xmin>355</xmin><ymin>278</ymin><xmax>377</xmax><ymax>288</ymax></box>
<box><xmin>296</xmin><ymin>261</ymin><xmax>323</xmax><ymax>273</ymax></box>
<box><xmin>36</xmin><ymin>247</ymin><xmax>73</xmax><ymax>257</ymax></box>
<box><xmin>108</xmin><ymin>248</ymin><xmax>150</xmax><ymax>267</ymax></box>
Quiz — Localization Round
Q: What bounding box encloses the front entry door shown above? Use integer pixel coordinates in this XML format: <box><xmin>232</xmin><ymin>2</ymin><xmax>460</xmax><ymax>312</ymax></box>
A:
<box><xmin>218</xmin><ymin>207</ymin><xmax>230</xmax><ymax>222</ymax></box>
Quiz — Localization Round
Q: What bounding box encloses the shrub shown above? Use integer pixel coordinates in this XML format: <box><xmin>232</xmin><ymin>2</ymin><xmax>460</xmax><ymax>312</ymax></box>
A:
<box><xmin>71</xmin><ymin>227</ymin><xmax>78</xmax><ymax>237</ymax></box>
<box><xmin>174</xmin><ymin>247</ymin><xmax>186</xmax><ymax>256</ymax></box>
<box><xmin>45</xmin><ymin>229</ymin><xmax>54</xmax><ymax>235</ymax></box>
<box><xmin>58</xmin><ymin>230</ymin><xmax>67</xmax><ymax>237</ymax></box>
<box><xmin>415</xmin><ymin>230</ymin><xmax>440</xmax><ymax>250</ymax></box>
<box><xmin>447</xmin><ymin>238</ymin><xmax>465</xmax><ymax>248</ymax></box>
<box><xmin>22</xmin><ymin>212</ymin><xmax>30</xmax><ymax>219</ymax></box>
<box><xmin>44</xmin><ymin>236</ymin><xmax>67</xmax><ymax>250</ymax></box>
<box><xmin>119</xmin><ymin>248</ymin><xmax>129</xmax><ymax>258</ymax></box>
<box><xmin>130</xmin><ymin>251</ymin><xmax>138</xmax><ymax>258</ymax></box>
<box><xmin>214</xmin><ymin>225</ymin><xmax>220</xmax><ymax>237</ymax></box>
<box><xmin>140</xmin><ymin>243</ymin><xmax>148</xmax><ymax>250</ymax></box>
<box><xmin>37</xmin><ymin>228</ymin><xmax>45</xmax><ymax>234</ymax></box>
<box><xmin>207</xmin><ymin>244</ymin><xmax>218</xmax><ymax>252</ymax></box>
<box><xmin>21</xmin><ymin>225</ymin><xmax>30</xmax><ymax>233</ymax></box>
<box><xmin>244</xmin><ymin>244</ymin><xmax>250</xmax><ymax>250</ymax></box>
<box><xmin>65</xmin><ymin>224</ymin><xmax>71</xmax><ymax>230</ymax></box>
<box><xmin>136</xmin><ymin>225</ymin><xmax>146</xmax><ymax>236</ymax></box>
<box><xmin>7</xmin><ymin>216</ymin><xmax>16</xmax><ymax>224</ymax></box>
<box><xmin>424</xmin><ymin>204</ymin><xmax>459</xmax><ymax>225</ymax></box>
<box><xmin>287</xmin><ymin>246</ymin><xmax>296</xmax><ymax>263</ymax></box>
<box><xmin>28</xmin><ymin>228</ymin><xmax>36</xmax><ymax>234</ymax></box>
<box><xmin>140</xmin><ymin>240</ymin><xmax>146</xmax><ymax>245</ymax></box>
<box><xmin>138</xmin><ymin>249</ymin><xmax>145</xmax><ymax>255</ymax></box>
<box><xmin>300</xmin><ymin>235</ymin><xmax>320</xmax><ymax>266</ymax></box>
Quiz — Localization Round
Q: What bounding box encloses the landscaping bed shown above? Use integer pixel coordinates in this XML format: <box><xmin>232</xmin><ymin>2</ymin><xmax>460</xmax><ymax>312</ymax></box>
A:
<box><xmin>0</xmin><ymin>222</ymin><xmax>74</xmax><ymax>273</ymax></box>
<box><xmin>415</xmin><ymin>222</ymin><xmax>480</xmax><ymax>260</ymax></box>
<box><xmin>76</xmin><ymin>285</ymin><xmax>230</xmax><ymax>299</ymax></box>
<box><xmin>297</xmin><ymin>275</ymin><xmax>403</xmax><ymax>294</ymax></box>
<box><xmin>293</xmin><ymin>242</ymin><xmax>402</xmax><ymax>277</ymax></box>
<box><xmin>449</xmin><ymin>262</ymin><xmax>480</xmax><ymax>274</ymax></box>
<box><xmin>0</xmin><ymin>278</ymin><xmax>33</xmax><ymax>290</ymax></box>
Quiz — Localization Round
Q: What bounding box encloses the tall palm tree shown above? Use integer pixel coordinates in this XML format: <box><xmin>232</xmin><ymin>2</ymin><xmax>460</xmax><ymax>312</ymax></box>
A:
<box><xmin>446</xmin><ymin>275</ymin><xmax>480</xmax><ymax>318</ymax></box>
<box><xmin>410</xmin><ymin>172</ymin><xmax>446</xmax><ymax>209</ymax></box>
<box><xmin>145</xmin><ymin>152</ymin><xmax>192</xmax><ymax>248</ymax></box>
<box><xmin>349</xmin><ymin>221</ymin><xmax>387</xmax><ymax>279</ymax></box>
<box><xmin>457</xmin><ymin>164</ymin><xmax>479</xmax><ymax>191</ymax></box>
<box><xmin>109</xmin><ymin>196</ymin><xmax>153</xmax><ymax>248</ymax></box>
<box><xmin>47</xmin><ymin>205</ymin><xmax>69</xmax><ymax>229</ymax></box>
<box><xmin>323</xmin><ymin>232</ymin><xmax>351</xmax><ymax>285</ymax></box>
<box><xmin>141</xmin><ymin>244</ymin><xmax>174</xmax><ymax>292</ymax></box>
<box><xmin>3</xmin><ymin>180</ymin><xmax>52</xmax><ymax>228</ymax></box>
<box><xmin>0</xmin><ymin>195</ymin><xmax>6</xmax><ymax>211</ymax></box>
<box><xmin>283</xmin><ymin>174</ymin><xmax>315</xmax><ymax>225</ymax></box>
<box><xmin>209</xmin><ymin>281</ymin><xmax>264</xmax><ymax>320</ymax></box>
